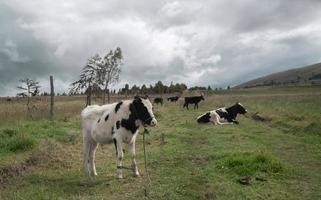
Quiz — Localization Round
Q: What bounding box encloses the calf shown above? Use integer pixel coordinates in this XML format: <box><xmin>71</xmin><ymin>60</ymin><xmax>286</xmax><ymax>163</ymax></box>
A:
<box><xmin>183</xmin><ymin>95</ymin><xmax>205</xmax><ymax>109</ymax></box>
<box><xmin>153</xmin><ymin>97</ymin><xmax>163</xmax><ymax>105</ymax></box>
<box><xmin>81</xmin><ymin>96</ymin><xmax>157</xmax><ymax>179</ymax></box>
<box><xmin>167</xmin><ymin>96</ymin><xmax>179</xmax><ymax>102</ymax></box>
<box><xmin>197</xmin><ymin>102</ymin><xmax>247</xmax><ymax>125</ymax></box>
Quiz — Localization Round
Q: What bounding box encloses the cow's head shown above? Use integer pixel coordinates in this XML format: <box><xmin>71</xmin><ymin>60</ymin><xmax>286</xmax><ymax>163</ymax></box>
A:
<box><xmin>235</xmin><ymin>102</ymin><xmax>247</xmax><ymax>114</ymax></box>
<box><xmin>133</xmin><ymin>96</ymin><xmax>157</xmax><ymax>127</ymax></box>
<box><xmin>200</xmin><ymin>95</ymin><xmax>205</xmax><ymax>101</ymax></box>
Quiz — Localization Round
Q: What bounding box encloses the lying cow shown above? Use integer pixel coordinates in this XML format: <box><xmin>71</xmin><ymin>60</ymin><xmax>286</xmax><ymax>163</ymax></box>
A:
<box><xmin>81</xmin><ymin>96</ymin><xmax>157</xmax><ymax>179</ymax></box>
<box><xmin>153</xmin><ymin>97</ymin><xmax>163</xmax><ymax>105</ymax></box>
<box><xmin>197</xmin><ymin>102</ymin><xmax>247</xmax><ymax>125</ymax></box>
<box><xmin>167</xmin><ymin>96</ymin><xmax>179</xmax><ymax>102</ymax></box>
<box><xmin>183</xmin><ymin>95</ymin><xmax>204</xmax><ymax>109</ymax></box>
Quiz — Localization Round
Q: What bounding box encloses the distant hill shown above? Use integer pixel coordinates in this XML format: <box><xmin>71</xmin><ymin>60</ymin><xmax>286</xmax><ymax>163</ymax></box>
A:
<box><xmin>235</xmin><ymin>62</ymin><xmax>321</xmax><ymax>88</ymax></box>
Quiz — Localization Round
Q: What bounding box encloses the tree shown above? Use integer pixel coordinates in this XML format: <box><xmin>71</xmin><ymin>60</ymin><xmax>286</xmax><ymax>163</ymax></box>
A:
<box><xmin>154</xmin><ymin>81</ymin><xmax>165</xmax><ymax>94</ymax></box>
<box><xmin>141</xmin><ymin>84</ymin><xmax>147</xmax><ymax>94</ymax></box>
<box><xmin>70</xmin><ymin>54</ymin><xmax>102</xmax><ymax>105</ymax></box>
<box><xmin>97</xmin><ymin>47</ymin><xmax>123</xmax><ymax>103</ymax></box>
<box><xmin>17</xmin><ymin>78</ymin><xmax>41</xmax><ymax>118</ymax></box>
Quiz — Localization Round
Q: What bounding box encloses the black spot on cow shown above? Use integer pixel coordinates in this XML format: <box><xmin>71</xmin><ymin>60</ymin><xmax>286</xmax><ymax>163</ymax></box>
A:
<box><xmin>216</xmin><ymin>103</ymin><xmax>247</xmax><ymax>124</ymax></box>
<box><xmin>111</xmin><ymin>126</ymin><xmax>115</xmax><ymax>135</ymax></box>
<box><xmin>197</xmin><ymin>112</ymin><xmax>211</xmax><ymax>123</ymax></box>
<box><xmin>133</xmin><ymin>97</ymin><xmax>153</xmax><ymax>125</ymax></box>
<box><xmin>120</xmin><ymin>97</ymin><xmax>152</xmax><ymax>134</ymax></box>
<box><xmin>116</xmin><ymin>121</ymin><xmax>120</xmax><ymax>129</ymax></box>
<box><xmin>105</xmin><ymin>114</ymin><xmax>109</xmax><ymax>121</ymax></box>
<box><xmin>97</xmin><ymin>118</ymin><xmax>101</xmax><ymax>123</ymax></box>
<box><xmin>115</xmin><ymin>101</ymin><xmax>123</xmax><ymax>113</ymax></box>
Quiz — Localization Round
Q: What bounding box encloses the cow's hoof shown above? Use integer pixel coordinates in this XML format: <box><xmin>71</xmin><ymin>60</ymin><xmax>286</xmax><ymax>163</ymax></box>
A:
<box><xmin>133</xmin><ymin>172</ymin><xmax>140</xmax><ymax>177</ymax></box>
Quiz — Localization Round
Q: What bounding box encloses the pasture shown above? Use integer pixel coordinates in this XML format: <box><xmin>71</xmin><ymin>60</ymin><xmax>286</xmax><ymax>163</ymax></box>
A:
<box><xmin>0</xmin><ymin>86</ymin><xmax>321</xmax><ymax>199</ymax></box>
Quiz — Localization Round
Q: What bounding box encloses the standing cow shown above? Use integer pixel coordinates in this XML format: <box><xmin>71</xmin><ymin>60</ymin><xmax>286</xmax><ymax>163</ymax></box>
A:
<box><xmin>153</xmin><ymin>97</ymin><xmax>163</xmax><ymax>105</ymax></box>
<box><xmin>81</xmin><ymin>96</ymin><xmax>157</xmax><ymax>179</ymax></box>
<box><xmin>183</xmin><ymin>95</ymin><xmax>205</xmax><ymax>110</ymax></box>
<box><xmin>167</xmin><ymin>96</ymin><xmax>179</xmax><ymax>102</ymax></box>
<box><xmin>197</xmin><ymin>102</ymin><xmax>247</xmax><ymax>125</ymax></box>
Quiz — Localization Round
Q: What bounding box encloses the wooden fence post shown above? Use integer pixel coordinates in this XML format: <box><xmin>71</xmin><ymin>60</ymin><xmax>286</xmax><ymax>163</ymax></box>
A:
<box><xmin>50</xmin><ymin>75</ymin><xmax>54</xmax><ymax>120</ymax></box>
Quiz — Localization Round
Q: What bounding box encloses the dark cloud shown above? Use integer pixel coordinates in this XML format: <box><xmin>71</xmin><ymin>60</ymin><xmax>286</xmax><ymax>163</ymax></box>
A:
<box><xmin>1</xmin><ymin>0</ymin><xmax>321</xmax><ymax>96</ymax></box>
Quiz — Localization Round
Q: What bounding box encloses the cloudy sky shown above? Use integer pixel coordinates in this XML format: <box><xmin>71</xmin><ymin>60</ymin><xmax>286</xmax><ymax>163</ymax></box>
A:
<box><xmin>1</xmin><ymin>0</ymin><xmax>321</xmax><ymax>96</ymax></box>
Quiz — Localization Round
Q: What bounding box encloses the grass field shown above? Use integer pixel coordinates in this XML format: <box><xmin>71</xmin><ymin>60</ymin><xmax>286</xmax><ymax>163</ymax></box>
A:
<box><xmin>0</xmin><ymin>86</ymin><xmax>321</xmax><ymax>199</ymax></box>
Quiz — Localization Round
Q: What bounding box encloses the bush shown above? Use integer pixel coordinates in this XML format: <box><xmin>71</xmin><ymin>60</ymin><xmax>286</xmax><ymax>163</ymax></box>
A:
<box><xmin>0</xmin><ymin>129</ymin><xmax>36</xmax><ymax>153</ymax></box>
<box><xmin>218</xmin><ymin>153</ymin><xmax>283</xmax><ymax>176</ymax></box>
<box><xmin>6</xmin><ymin>135</ymin><xmax>36</xmax><ymax>152</ymax></box>
<box><xmin>1</xmin><ymin>128</ymin><xmax>18</xmax><ymax>137</ymax></box>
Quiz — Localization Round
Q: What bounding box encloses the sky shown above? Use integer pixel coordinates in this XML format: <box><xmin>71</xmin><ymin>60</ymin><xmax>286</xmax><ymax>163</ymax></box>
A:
<box><xmin>1</xmin><ymin>0</ymin><xmax>321</xmax><ymax>96</ymax></box>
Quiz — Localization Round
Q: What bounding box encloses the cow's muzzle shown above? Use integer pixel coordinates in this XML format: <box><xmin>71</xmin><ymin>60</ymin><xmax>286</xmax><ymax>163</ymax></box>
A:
<box><xmin>150</xmin><ymin>118</ymin><xmax>157</xmax><ymax>127</ymax></box>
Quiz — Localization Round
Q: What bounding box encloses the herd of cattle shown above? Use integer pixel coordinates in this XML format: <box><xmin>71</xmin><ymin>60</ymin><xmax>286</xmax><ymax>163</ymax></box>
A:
<box><xmin>81</xmin><ymin>95</ymin><xmax>247</xmax><ymax>178</ymax></box>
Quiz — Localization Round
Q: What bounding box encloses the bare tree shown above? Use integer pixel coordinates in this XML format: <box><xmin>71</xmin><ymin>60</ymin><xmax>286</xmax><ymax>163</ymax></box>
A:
<box><xmin>70</xmin><ymin>54</ymin><xmax>102</xmax><ymax>106</ymax></box>
<box><xmin>17</xmin><ymin>78</ymin><xmax>40</xmax><ymax>118</ymax></box>
<box><xmin>97</xmin><ymin>47</ymin><xmax>123</xmax><ymax>104</ymax></box>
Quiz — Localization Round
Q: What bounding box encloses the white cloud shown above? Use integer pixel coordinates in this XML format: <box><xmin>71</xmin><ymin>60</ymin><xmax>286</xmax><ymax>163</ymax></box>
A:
<box><xmin>1</xmin><ymin>0</ymin><xmax>321</xmax><ymax>95</ymax></box>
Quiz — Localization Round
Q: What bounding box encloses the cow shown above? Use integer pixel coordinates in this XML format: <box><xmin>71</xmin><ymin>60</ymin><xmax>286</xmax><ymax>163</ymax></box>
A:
<box><xmin>153</xmin><ymin>97</ymin><xmax>163</xmax><ymax>105</ymax></box>
<box><xmin>81</xmin><ymin>96</ymin><xmax>157</xmax><ymax>179</ymax></box>
<box><xmin>197</xmin><ymin>102</ymin><xmax>247</xmax><ymax>125</ymax></box>
<box><xmin>167</xmin><ymin>96</ymin><xmax>179</xmax><ymax>102</ymax></box>
<box><xmin>183</xmin><ymin>95</ymin><xmax>205</xmax><ymax>109</ymax></box>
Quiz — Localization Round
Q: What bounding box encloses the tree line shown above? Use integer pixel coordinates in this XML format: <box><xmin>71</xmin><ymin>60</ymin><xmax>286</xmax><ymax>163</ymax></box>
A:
<box><xmin>15</xmin><ymin>46</ymin><xmax>222</xmax><ymax>107</ymax></box>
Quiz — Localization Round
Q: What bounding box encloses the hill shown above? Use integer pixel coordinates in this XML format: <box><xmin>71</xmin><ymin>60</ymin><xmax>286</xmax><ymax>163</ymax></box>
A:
<box><xmin>235</xmin><ymin>62</ymin><xmax>321</xmax><ymax>88</ymax></box>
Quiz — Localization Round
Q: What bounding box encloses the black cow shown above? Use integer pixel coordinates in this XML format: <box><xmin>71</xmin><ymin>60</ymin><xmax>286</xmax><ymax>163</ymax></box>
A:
<box><xmin>183</xmin><ymin>95</ymin><xmax>204</xmax><ymax>109</ymax></box>
<box><xmin>153</xmin><ymin>97</ymin><xmax>163</xmax><ymax>105</ymax></box>
<box><xmin>167</xmin><ymin>96</ymin><xmax>179</xmax><ymax>102</ymax></box>
<box><xmin>197</xmin><ymin>102</ymin><xmax>247</xmax><ymax>125</ymax></box>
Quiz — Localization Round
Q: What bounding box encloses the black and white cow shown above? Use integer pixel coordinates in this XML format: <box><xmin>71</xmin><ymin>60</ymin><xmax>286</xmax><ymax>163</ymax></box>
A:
<box><xmin>183</xmin><ymin>95</ymin><xmax>205</xmax><ymax>109</ymax></box>
<box><xmin>81</xmin><ymin>96</ymin><xmax>157</xmax><ymax>179</ymax></box>
<box><xmin>197</xmin><ymin>102</ymin><xmax>247</xmax><ymax>125</ymax></box>
<box><xmin>167</xmin><ymin>96</ymin><xmax>179</xmax><ymax>102</ymax></box>
<box><xmin>153</xmin><ymin>97</ymin><xmax>163</xmax><ymax>105</ymax></box>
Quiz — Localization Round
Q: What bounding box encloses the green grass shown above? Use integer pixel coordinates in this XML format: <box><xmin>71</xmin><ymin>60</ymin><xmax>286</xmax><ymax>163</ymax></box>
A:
<box><xmin>0</xmin><ymin>86</ymin><xmax>321</xmax><ymax>199</ymax></box>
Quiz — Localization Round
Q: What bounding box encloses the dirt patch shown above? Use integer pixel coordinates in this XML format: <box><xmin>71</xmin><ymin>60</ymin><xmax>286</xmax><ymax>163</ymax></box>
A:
<box><xmin>250</xmin><ymin>112</ymin><xmax>272</xmax><ymax>122</ymax></box>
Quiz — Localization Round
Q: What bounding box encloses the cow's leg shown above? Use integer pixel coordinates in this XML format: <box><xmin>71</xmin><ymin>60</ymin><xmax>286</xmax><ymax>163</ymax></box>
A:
<box><xmin>89</xmin><ymin>141</ymin><xmax>99</xmax><ymax>176</ymax></box>
<box><xmin>82</xmin><ymin>130</ymin><xmax>91</xmax><ymax>176</ymax></box>
<box><xmin>184</xmin><ymin>103</ymin><xmax>189</xmax><ymax>110</ymax></box>
<box><xmin>212</xmin><ymin>115</ymin><xmax>223</xmax><ymax>125</ymax></box>
<box><xmin>128</xmin><ymin>138</ymin><xmax>139</xmax><ymax>177</ymax></box>
<box><xmin>114</xmin><ymin>138</ymin><xmax>124</xmax><ymax>179</ymax></box>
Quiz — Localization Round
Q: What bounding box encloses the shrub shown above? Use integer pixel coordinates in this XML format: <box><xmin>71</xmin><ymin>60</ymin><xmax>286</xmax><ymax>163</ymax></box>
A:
<box><xmin>6</xmin><ymin>135</ymin><xmax>36</xmax><ymax>152</ymax></box>
<box><xmin>218</xmin><ymin>153</ymin><xmax>283</xmax><ymax>176</ymax></box>
<box><xmin>1</xmin><ymin>128</ymin><xmax>18</xmax><ymax>137</ymax></box>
